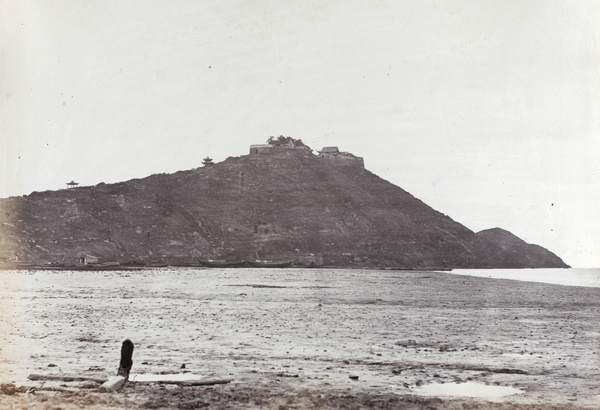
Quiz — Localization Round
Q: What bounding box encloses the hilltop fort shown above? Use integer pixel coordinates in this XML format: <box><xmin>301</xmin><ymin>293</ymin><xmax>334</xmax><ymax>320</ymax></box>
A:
<box><xmin>248</xmin><ymin>136</ymin><xmax>365</xmax><ymax>168</ymax></box>
<box><xmin>0</xmin><ymin>138</ymin><xmax>568</xmax><ymax>269</ymax></box>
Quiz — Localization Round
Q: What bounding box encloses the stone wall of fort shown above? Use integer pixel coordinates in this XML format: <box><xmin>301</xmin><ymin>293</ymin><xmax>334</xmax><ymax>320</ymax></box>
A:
<box><xmin>249</xmin><ymin>144</ymin><xmax>311</xmax><ymax>155</ymax></box>
<box><xmin>320</xmin><ymin>153</ymin><xmax>364</xmax><ymax>168</ymax></box>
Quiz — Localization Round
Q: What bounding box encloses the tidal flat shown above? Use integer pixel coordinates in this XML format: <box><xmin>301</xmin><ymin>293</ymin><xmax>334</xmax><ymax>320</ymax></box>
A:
<box><xmin>1</xmin><ymin>268</ymin><xmax>599</xmax><ymax>409</ymax></box>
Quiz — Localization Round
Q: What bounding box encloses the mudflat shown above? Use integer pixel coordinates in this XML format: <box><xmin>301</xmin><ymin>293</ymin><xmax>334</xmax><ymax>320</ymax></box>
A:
<box><xmin>1</xmin><ymin>268</ymin><xmax>598</xmax><ymax>409</ymax></box>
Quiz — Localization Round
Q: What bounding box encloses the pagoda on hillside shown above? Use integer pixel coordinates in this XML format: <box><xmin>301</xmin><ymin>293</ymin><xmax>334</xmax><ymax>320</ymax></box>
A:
<box><xmin>202</xmin><ymin>157</ymin><xmax>214</xmax><ymax>166</ymax></box>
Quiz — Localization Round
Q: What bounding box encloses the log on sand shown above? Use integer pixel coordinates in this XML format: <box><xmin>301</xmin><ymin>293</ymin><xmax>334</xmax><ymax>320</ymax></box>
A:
<box><xmin>99</xmin><ymin>376</ymin><xmax>126</xmax><ymax>392</ymax></box>
<box><xmin>28</xmin><ymin>339</ymin><xmax>232</xmax><ymax>391</ymax></box>
<box><xmin>27</xmin><ymin>374</ymin><xmax>106</xmax><ymax>383</ymax></box>
<box><xmin>29</xmin><ymin>339</ymin><xmax>135</xmax><ymax>393</ymax></box>
<box><xmin>27</xmin><ymin>374</ymin><xmax>232</xmax><ymax>387</ymax></box>
<box><xmin>133</xmin><ymin>378</ymin><xmax>232</xmax><ymax>386</ymax></box>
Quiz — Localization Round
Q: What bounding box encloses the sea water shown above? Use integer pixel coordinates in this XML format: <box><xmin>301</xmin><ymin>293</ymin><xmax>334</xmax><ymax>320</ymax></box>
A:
<box><xmin>450</xmin><ymin>268</ymin><xmax>600</xmax><ymax>288</ymax></box>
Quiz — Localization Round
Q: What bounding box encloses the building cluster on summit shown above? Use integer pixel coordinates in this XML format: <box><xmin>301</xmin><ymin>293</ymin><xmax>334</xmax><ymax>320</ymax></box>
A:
<box><xmin>248</xmin><ymin>136</ymin><xmax>365</xmax><ymax>168</ymax></box>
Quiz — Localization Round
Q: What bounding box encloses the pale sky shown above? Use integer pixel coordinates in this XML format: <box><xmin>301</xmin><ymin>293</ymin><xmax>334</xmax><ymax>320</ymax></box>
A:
<box><xmin>1</xmin><ymin>0</ymin><xmax>599</xmax><ymax>267</ymax></box>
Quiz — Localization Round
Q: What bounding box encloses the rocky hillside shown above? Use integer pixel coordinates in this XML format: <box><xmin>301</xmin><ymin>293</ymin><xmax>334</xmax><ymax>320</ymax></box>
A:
<box><xmin>0</xmin><ymin>146</ymin><xmax>569</xmax><ymax>269</ymax></box>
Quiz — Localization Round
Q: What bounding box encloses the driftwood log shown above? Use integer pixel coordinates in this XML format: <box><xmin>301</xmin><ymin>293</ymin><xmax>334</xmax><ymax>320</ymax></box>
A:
<box><xmin>99</xmin><ymin>376</ymin><xmax>126</xmax><ymax>392</ymax></box>
<box><xmin>27</xmin><ymin>374</ymin><xmax>105</xmax><ymax>383</ymax></box>
<box><xmin>133</xmin><ymin>378</ymin><xmax>232</xmax><ymax>386</ymax></box>
<box><xmin>28</xmin><ymin>339</ymin><xmax>232</xmax><ymax>391</ymax></box>
<box><xmin>27</xmin><ymin>374</ymin><xmax>232</xmax><ymax>386</ymax></box>
<box><xmin>98</xmin><ymin>338</ymin><xmax>134</xmax><ymax>392</ymax></box>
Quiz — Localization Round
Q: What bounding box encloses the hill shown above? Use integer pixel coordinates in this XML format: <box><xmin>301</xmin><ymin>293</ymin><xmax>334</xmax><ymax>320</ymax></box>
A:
<box><xmin>0</xmin><ymin>144</ymin><xmax>569</xmax><ymax>269</ymax></box>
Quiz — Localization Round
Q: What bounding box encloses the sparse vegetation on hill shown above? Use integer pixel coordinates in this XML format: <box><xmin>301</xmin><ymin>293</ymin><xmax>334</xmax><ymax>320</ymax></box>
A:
<box><xmin>267</xmin><ymin>135</ymin><xmax>309</xmax><ymax>148</ymax></box>
<box><xmin>0</xmin><ymin>146</ymin><xmax>568</xmax><ymax>268</ymax></box>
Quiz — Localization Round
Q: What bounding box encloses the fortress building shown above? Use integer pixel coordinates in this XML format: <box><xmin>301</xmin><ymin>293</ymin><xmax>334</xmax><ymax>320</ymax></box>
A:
<box><xmin>248</xmin><ymin>139</ymin><xmax>364</xmax><ymax>168</ymax></box>
<box><xmin>249</xmin><ymin>142</ymin><xmax>311</xmax><ymax>155</ymax></box>
<box><xmin>317</xmin><ymin>146</ymin><xmax>364</xmax><ymax>168</ymax></box>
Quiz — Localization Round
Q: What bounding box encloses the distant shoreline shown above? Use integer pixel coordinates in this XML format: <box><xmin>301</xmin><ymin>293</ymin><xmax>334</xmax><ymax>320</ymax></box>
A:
<box><xmin>450</xmin><ymin>268</ymin><xmax>600</xmax><ymax>288</ymax></box>
<box><xmin>1</xmin><ymin>264</ymin><xmax>595</xmax><ymax>288</ymax></box>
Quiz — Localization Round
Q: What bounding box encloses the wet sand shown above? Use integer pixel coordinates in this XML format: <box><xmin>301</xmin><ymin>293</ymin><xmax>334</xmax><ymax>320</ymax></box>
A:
<box><xmin>1</xmin><ymin>268</ymin><xmax>599</xmax><ymax>409</ymax></box>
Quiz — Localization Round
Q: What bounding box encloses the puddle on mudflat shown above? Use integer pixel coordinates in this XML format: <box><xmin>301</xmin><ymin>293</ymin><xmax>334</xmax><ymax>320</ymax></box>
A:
<box><xmin>414</xmin><ymin>382</ymin><xmax>523</xmax><ymax>398</ymax></box>
<box><xmin>131</xmin><ymin>373</ymin><xmax>206</xmax><ymax>382</ymax></box>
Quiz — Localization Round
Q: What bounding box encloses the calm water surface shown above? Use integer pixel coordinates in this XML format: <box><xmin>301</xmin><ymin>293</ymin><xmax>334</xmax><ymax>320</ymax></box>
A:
<box><xmin>451</xmin><ymin>268</ymin><xmax>600</xmax><ymax>288</ymax></box>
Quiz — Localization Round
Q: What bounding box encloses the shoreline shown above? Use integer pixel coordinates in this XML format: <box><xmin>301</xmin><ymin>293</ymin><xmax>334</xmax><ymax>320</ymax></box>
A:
<box><xmin>0</xmin><ymin>260</ymin><xmax>453</xmax><ymax>271</ymax></box>
<box><xmin>450</xmin><ymin>268</ymin><xmax>600</xmax><ymax>288</ymax></box>
<box><xmin>1</xmin><ymin>265</ymin><xmax>596</xmax><ymax>290</ymax></box>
